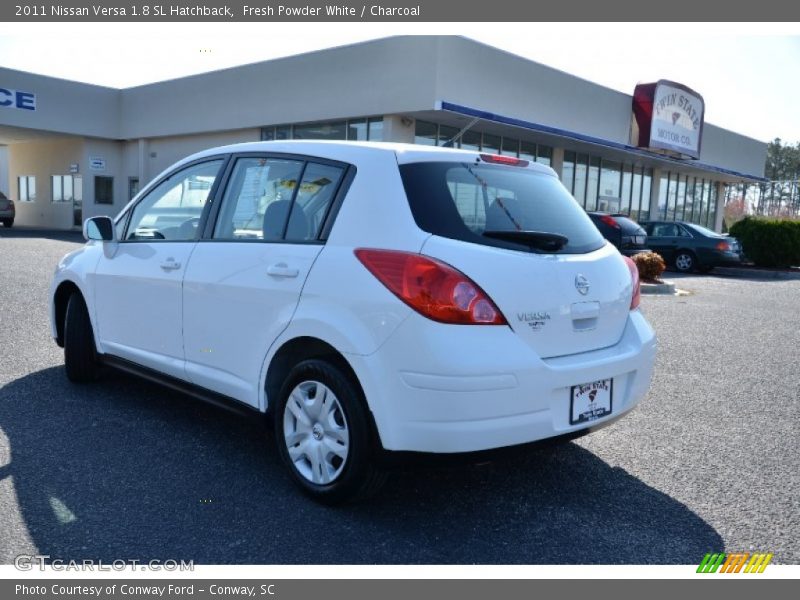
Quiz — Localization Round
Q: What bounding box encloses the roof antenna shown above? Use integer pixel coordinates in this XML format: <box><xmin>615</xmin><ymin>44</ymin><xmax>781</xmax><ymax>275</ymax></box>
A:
<box><xmin>442</xmin><ymin>117</ymin><xmax>480</xmax><ymax>148</ymax></box>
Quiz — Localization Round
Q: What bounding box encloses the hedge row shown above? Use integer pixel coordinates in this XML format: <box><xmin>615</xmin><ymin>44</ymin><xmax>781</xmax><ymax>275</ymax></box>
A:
<box><xmin>728</xmin><ymin>217</ymin><xmax>800</xmax><ymax>268</ymax></box>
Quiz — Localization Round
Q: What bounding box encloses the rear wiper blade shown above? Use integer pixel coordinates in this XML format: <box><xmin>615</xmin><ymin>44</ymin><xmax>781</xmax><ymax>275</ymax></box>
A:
<box><xmin>483</xmin><ymin>230</ymin><xmax>568</xmax><ymax>251</ymax></box>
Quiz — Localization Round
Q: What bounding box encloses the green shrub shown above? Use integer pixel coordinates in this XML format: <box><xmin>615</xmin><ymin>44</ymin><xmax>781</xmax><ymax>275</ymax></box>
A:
<box><xmin>728</xmin><ymin>217</ymin><xmax>800</xmax><ymax>268</ymax></box>
<box><xmin>632</xmin><ymin>251</ymin><xmax>666</xmax><ymax>282</ymax></box>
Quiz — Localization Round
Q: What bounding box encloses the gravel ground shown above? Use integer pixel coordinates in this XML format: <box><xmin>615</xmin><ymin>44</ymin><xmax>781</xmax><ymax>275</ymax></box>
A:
<box><xmin>0</xmin><ymin>229</ymin><xmax>797</xmax><ymax>564</ymax></box>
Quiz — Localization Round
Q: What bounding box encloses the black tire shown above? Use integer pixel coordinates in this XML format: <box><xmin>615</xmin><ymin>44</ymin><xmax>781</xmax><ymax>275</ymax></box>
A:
<box><xmin>64</xmin><ymin>292</ymin><xmax>100</xmax><ymax>383</ymax></box>
<box><xmin>1</xmin><ymin>219</ymin><xmax>12</xmax><ymax>228</ymax></box>
<box><xmin>673</xmin><ymin>250</ymin><xmax>696</xmax><ymax>273</ymax></box>
<box><xmin>274</xmin><ymin>358</ymin><xmax>386</xmax><ymax>505</ymax></box>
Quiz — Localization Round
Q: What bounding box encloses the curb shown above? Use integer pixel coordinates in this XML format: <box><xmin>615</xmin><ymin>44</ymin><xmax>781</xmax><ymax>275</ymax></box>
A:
<box><xmin>714</xmin><ymin>267</ymin><xmax>800</xmax><ymax>281</ymax></box>
<box><xmin>641</xmin><ymin>280</ymin><xmax>676</xmax><ymax>295</ymax></box>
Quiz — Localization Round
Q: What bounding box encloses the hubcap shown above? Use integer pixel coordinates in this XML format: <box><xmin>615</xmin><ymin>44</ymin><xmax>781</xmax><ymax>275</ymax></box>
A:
<box><xmin>282</xmin><ymin>380</ymin><xmax>349</xmax><ymax>485</ymax></box>
<box><xmin>676</xmin><ymin>254</ymin><xmax>692</xmax><ymax>270</ymax></box>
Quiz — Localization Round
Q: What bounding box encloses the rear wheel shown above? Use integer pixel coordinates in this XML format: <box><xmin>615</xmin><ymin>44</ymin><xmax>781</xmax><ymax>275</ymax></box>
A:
<box><xmin>274</xmin><ymin>359</ymin><xmax>386</xmax><ymax>504</ymax></box>
<box><xmin>674</xmin><ymin>251</ymin><xmax>696</xmax><ymax>273</ymax></box>
<box><xmin>64</xmin><ymin>292</ymin><xmax>100</xmax><ymax>382</ymax></box>
<box><xmin>1</xmin><ymin>219</ymin><xmax>12</xmax><ymax>228</ymax></box>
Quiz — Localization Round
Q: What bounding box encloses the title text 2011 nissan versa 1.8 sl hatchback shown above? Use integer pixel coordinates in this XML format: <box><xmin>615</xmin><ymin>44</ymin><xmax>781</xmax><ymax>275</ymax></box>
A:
<box><xmin>51</xmin><ymin>141</ymin><xmax>657</xmax><ymax>503</ymax></box>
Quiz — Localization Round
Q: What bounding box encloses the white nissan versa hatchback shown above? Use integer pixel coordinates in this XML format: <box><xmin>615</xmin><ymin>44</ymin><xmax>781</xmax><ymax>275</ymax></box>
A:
<box><xmin>51</xmin><ymin>141</ymin><xmax>656</xmax><ymax>503</ymax></box>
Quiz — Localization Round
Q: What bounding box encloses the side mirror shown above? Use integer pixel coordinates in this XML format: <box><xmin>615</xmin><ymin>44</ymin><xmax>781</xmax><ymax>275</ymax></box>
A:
<box><xmin>83</xmin><ymin>216</ymin><xmax>116</xmax><ymax>242</ymax></box>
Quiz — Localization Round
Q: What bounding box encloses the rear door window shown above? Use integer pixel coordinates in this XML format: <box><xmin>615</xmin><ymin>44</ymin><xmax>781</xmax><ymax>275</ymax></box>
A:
<box><xmin>213</xmin><ymin>157</ymin><xmax>344</xmax><ymax>242</ymax></box>
<box><xmin>399</xmin><ymin>162</ymin><xmax>605</xmax><ymax>254</ymax></box>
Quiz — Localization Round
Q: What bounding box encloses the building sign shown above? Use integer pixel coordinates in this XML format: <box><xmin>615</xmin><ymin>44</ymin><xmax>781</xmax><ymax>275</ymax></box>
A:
<box><xmin>89</xmin><ymin>157</ymin><xmax>106</xmax><ymax>171</ymax></box>
<box><xmin>0</xmin><ymin>87</ymin><xmax>36</xmax><ymax>111</ymax></box>
<box><xmin>632</xmin><ymin>80</ymin><xmax>704</xmax><ymax>159</ymax></box>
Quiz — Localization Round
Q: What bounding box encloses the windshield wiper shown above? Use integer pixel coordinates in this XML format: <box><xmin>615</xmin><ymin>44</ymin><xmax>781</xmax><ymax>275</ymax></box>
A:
<box><xmin>483</xmin><ymin>230</ymin><xmax>569</xmax><ymax>252</ymax></box>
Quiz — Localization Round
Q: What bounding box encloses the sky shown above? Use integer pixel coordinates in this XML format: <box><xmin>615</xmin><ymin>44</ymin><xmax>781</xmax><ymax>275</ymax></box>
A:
<box><xmin>1</xmin><ymin>22</ymin><xmax>799</xmax><ymax>144</ymax></box>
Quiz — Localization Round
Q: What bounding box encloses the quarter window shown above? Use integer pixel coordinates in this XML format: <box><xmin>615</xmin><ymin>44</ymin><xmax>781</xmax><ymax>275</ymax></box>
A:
<box><xmin>125</xmin><ymin>159</ymin><xmax>223</xmax><ymax>241</ymax></box>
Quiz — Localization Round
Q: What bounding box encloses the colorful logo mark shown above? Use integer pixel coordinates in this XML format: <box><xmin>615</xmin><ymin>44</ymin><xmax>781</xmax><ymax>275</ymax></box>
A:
<box><xmin>697</xmin><ymin>552</ymin><xmax>773</xmax><ymax>573</ymax></box>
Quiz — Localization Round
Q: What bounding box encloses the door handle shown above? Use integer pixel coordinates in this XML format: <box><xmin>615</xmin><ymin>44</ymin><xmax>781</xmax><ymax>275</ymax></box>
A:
<box><xmin>267</xmin><ymin>263</ymin><xmax>299</xmax><ymax>278</ymax></box>
<box><xmin>160</xmin><ymin>258</ymin><xmax>182</xmax><ymax>271</ymax></box>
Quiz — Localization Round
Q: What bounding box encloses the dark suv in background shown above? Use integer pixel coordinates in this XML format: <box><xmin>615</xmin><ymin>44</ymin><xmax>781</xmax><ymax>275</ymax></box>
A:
<box><xmin>587</xmin><ymin>212</ymin><xmax>648</xmax><ymax>256</ymax></box>
<box><xmin>0</xmin><ymin>192</ymin><xmax>14</xmax><ymax>228</ymax></box>
<box><xmin>641</xmin><ymin>221</ymin><xmax>744</xmax><ymax>272</ymax></box>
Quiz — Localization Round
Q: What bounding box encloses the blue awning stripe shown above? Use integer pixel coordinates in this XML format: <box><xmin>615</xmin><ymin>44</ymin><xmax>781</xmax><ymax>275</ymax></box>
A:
<box><xmin>439</xmin><ymin>101</ymin><xmax>767</xmax><ymax>182</ymax></box>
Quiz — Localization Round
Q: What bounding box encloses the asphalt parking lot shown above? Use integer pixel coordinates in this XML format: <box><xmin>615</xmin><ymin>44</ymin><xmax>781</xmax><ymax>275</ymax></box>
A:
<box><xmin>0</xmin><ymin>228</ymin><xmax>798</xmax><ymax>565</ymax></box>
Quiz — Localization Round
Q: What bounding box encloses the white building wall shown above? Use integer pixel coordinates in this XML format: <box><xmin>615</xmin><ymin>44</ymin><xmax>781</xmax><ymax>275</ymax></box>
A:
<box><xmin>0</xmin><ymin>146</ymin><xmax>8</xmax><ymax>197</ymax></box>
<box><xmin>8</xmin><ymin>138</ymin><xmax>83</xmax><ymax>229</ymax></box>
<box><xmin>144</xmin><ymin>129</ymin><xmax>260</xmax><ymax>180</ymax></box>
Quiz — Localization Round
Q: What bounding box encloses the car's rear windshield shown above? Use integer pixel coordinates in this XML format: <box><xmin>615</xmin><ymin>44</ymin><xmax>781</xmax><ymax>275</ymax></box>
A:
<box><xmin>399</xmin><ymin>161</ymin><xmax>605</xmax><ymax>254</ymax></box>
<box><xmin>685</xmin><ymin>223</ymin><xmax>721</xmax><ymax>237</ymax></box>
<box><xmin>612</xmin><ymin>216</ymin><xmax>645</xmax><ymax>233</ymax></box>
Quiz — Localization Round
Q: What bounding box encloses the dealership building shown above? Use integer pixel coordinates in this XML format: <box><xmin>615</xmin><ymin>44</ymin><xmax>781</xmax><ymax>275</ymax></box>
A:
<box><xmin>0</xmin><ymin>35</ymin><xmax>766</xmax><ymax>231</ymax></box>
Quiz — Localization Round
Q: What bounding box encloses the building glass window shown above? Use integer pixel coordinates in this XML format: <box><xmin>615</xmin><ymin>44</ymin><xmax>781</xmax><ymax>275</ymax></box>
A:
<box><xmin>585</xmin><ymin>157</ymin><xmax>600</xmax><ymax>211</ymax></box>
<box><xmin>482</xmin><ymin>134</ymin><xmax>501</xmax><ymax>154</ymax></box>
<box><xmin>536</xmin><ymin>145</ymin><xmax>553</xmax><ymax>166</ymax></box>
<box><xmin>52</xmin><ymin>175</ymin><xmax>77</xmax><ymax>202</ymax></box>
<box><xmin>367</xmin><ymin>117</ymin><xmax>384</xmax><ymax>141</ymax></box>
<box><xmin>693</xmin><ymin>178</ymin><xmax>705</xmax><ymax>224</ymax></box>
<box><xmin>629</xmin><ymin>167</ymin><xmax>642</xmax><ymax>220</ymax></box>
<box><xmin>17</xmin><ymin>176</ymin><xmax>36</xmax><ymax>202</ymax></box>
<box><xmin>52</xmin><ymin>176</ymin><xmax>62</xmax><ymax>203</ymax></box>
<box><xmin>95</xmin><ymin>176</ymin><xmax>114</xmax><ymax>205</ymax></box>
<box><xmin>685</xmin><ymin>177</ymin><xmax>696</xmax><ymax>222</ymax></box>
<box><xmin>675</xmin><ymin>175</ymin><xmax>687</xmax><ymax>221</ymax></box>
<box><xmin>561</xmin><ymin>151</ymin><xmax>576</xmax><ymax>194</ymax></box>
<box><xmin>414</xmin><ymin>120</ymin><xmax>437</xmax><ymax>146</ymax></box>
<box><xmin>438</xmin><ymin>125</ymin><xmax>459</xmax><ymax>147</ymax></box>
<box><xmin>519</xmin><ymin>141</ymin><xmax>536</xmax><ymax>162</ymax></box>
<box><xmin>501</xmin><ymin>137</ymin><xmax>519</xmax><ymax>156</ymax></box>
<box><xmin>293</xmin><ymin>121</ymin><xmax>347</xmax><ymax>140</ymax></box>
<box><xmin>574</xmin><ymin>154</ymin><xmax>588</xmax><ymax>206</ymax></box>
<box><xmin>620</xmin><ymin>165</ymin><xmax>633</xmax><ymax>215</ymax></box>
<box><xmin>460</xmin><ymin>130</ymin><xmax>481</xmax><ymax>151</ymax></box>
<box><xmin>698</xmin><ymin>180</ymin><xmax>708</xmax><ymax>226</ymax></box>
<box><xmin>598</xmin><ymin>160</ymin><xmax>622</xmax><ymax>212</ymax></box>
<box><xmin>347</xmin><ymin>119</ymin><xmax>368</xmax><ymax>141</ymax></box>
<box><xmin>707</xmin><ymin>183</ymin><xmax>718</xmax><ymax>229</ymax></box>
<box><xmin>129</xmin><ymin>177</ymin><xmax>140</xmax><ymax>200</ymax></box>
<box><xmin>639</xmin><ymin>169</ymin><xmax>652</xmax><ymax>222</ymax></box>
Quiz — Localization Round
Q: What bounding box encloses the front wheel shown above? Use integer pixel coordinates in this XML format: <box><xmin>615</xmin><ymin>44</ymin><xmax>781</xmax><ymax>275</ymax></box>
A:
<box><xmin>64</xmin><ymin>292</ymin><xmax>100</xmax><ymax>382</ymax></box>
<box><xmin>274</xmin><ymin>359</ymin><xmax>386</xmax><ymax>504</ymax></box>
<box><xmin>674</xmin><ymin>251</ymin><xmax>696</xmax><ymax>273</ymax></box>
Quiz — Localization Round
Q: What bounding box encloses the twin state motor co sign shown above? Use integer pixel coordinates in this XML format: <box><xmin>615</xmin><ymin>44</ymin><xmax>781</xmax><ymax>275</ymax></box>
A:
<box><xmin>632</xmin><ymin>80</ymin><xmax>704</xmax><ymax>159</ymax></box>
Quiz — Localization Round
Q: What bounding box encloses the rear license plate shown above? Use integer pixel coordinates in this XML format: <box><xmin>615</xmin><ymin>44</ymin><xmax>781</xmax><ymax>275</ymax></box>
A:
<box><xmin>570</xmin><ymin>379</ymin><xmax>613</xmax><ymax>425</ymax></box>
<box><xmin>634</xmin><ymin>235</ymin><xmax>646</xmax><ymax>245</ymax></box>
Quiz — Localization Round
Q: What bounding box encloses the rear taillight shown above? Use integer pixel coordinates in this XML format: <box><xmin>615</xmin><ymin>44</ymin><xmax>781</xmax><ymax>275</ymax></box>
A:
<box><xmin>600</xmin><ymin>215</ymin><xmax>621</xmax><ymax>229</ymax></box>
<box><xmin>354</xmin><ymin>249</ymin><xmax>507</xmax><ymax>325</ymax></box>
<box><xmin>479</xmin><ymin>154</ymin><xmax>529</xmax><ymax>168</ymax></box>
<box><xmin>622</xmin><ymin>256</ymin><xmax>641</xmax><ymax>310</ymax></box>
<box><xmin>715</xmin><ymin>241</ymin><xmax>731</xmax><ymax>251</ymax></box>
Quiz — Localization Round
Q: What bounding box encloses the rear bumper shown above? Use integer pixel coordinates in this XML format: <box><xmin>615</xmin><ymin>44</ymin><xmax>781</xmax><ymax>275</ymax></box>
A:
<box><xmin>700</xmin><ymin>249</ymin><xmax>743</xmax><ymax>267</ymax></box>
<box><xmin>620</xmin><ymin>246</ymin><xmax>649</xmax><ymax>257</ymax></box>
<box><xmin>347</xmin><ymin>310</ymin><xmax>657</xmax><ymax>453</ymax></box>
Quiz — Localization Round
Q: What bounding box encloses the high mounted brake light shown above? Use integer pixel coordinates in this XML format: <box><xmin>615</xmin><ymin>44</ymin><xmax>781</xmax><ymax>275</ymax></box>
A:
<box><xmin>479</xmin><ymin>154</ymin><xmax>529</xmax><ymax>167</ymax></box>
